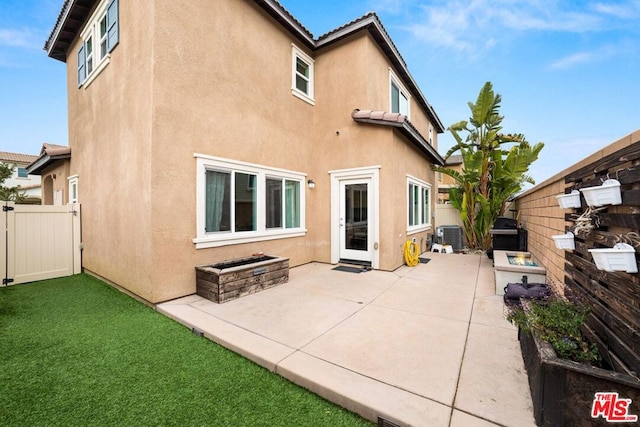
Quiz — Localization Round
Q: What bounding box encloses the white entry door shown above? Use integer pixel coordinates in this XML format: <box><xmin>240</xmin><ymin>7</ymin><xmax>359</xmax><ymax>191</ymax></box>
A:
<box><xmin>339</xmin><ymin>178</ymin><xmax>372</xmax><ymax>263</ymax></box>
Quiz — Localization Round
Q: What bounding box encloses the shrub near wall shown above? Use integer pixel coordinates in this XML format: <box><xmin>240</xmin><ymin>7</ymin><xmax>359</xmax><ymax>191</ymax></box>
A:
<box><xmin>515</xmin><ymin>130</ymin><xmax>640</xmax><ymax>424</ymax></box>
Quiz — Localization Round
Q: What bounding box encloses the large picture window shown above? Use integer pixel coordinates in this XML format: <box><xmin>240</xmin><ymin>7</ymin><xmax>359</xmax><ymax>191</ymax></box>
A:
<box><xmin>407</xmin><ymin>176</ymin><xmax>431</xmax><ymax>232</ymax></box>
<box><xmin>195</xmin><ymin>155</ymin><xmax>306</xmax><ymax>248</ymax></box>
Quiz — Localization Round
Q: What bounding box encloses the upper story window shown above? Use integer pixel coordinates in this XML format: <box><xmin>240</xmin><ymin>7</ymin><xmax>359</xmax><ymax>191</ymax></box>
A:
<box><xmin>291</xmin><ymin>44</ymin><xmax>315</xmax><ymax>105</ymax></box>
<box><xmin>194</xmin><ymin>154</ymin><xmax>306</xmax><ymax>248</ymax></box>
<box><xmin>17</xmin><ymin>167</ymin><xmax>28</xmax><ymax>178</ymax></box>
<box><xmin>429</xmin><ymin>124</ymin><xmax>434</xmax><ymax>145</ymax></box>
<box><xmin>78</xmin><ymin>0</ymin><xmax>119</xmax><ymax>87</ymax></box>
<box><xmin>390</xmin><ymin>70</ymin><xmax>410</xmax><ymax>117</ymax></box>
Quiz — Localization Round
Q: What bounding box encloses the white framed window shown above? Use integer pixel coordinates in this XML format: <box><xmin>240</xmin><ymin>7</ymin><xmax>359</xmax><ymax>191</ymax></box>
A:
<box><xmin>78</xmin><ymin>0</ymin><xmax>119</xmax><ymax>87</ymax></box>
<box><xmin>390</xmin><ymin>70</ymin><xmax>410</xmax><ymax>117</ymax></box>
<box><xmin>291</xmin><ymin>44</ymin><xmax>315</xmax><ymax>105</ymax></box>
<box><xmin>68</xmin><ymin>175</ymin><xmax>79</xmax><ymax>204</ymax></box>
<box><xmin>17</xmin><ymin>167</ymin><xmax>28</xmax><ymax>178</ymax></box>
<box><xmin>407</xmin><ymin>175</ymin><xmax>431</xmax><ymax>233</ymax></box>
<box><xmin>429</xmin><ymin>124</ymin><xmax>434</xmax><ymax>145</ymax></box>
<box><xmin>194</xmin><ymin>154</ymin><xmax>306</xmax><ymax>248</ymax></box>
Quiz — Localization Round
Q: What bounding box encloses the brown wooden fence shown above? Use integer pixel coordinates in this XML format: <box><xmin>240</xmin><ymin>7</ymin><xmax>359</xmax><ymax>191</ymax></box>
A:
<box><xmin>516</xmin><ymin>130</ymin><xmax>639</xmax><ymax>378</ymax></box>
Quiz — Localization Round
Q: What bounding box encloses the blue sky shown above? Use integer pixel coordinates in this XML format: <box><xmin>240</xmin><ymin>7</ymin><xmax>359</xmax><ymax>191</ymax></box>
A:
<box><xmin>1</xmin><ymin>0</ymin><xmax>639</xmax><ymax>187</ymax></box>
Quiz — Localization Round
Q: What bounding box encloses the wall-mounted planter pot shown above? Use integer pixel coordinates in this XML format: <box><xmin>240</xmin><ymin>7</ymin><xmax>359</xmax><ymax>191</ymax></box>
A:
<box><xmin>579</xmin><ymin>179</ymin><xmax>622</xmax><ymax>207</ymax></box>
<box><xmin>552</xmin><ymin>232</ymin><xmax>575</xmax><ymax>250</ymax></box>
<box><xmin>588</xmin><ymin>243</ymin><xmax>638</xmax><ymax>273</ymax></box>
<box><xmin>555</xmin><ymin>190</ymin><xmax>581</xmax><ymax>209</ymax></box>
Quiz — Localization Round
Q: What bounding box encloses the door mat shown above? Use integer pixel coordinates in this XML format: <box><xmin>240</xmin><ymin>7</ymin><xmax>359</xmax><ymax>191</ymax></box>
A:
<box><xmin>332</xmin><ymin>266</ymin><xmax>364</xmax><ymax>273</ymax></box>
<box><xmin>419</xmin><ymin>258</ymin><xmax>431</xmax><ymax>264</ymax></box>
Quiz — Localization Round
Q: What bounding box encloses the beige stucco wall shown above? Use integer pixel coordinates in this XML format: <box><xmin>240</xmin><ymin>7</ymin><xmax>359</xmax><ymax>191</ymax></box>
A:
<box><xmin>39</xmin><ymin>161</ymin><xmax>70</xmax><ymax>205</ymax></box>
<box><xmin>67</xmin><ymin>0</ymin><xmax>155</xmax><ymax>300</ymax></box>
<box><xmin>64</xmin><ymin>0</ymin><xmax>442</xmax><ymax>302</ymax></box>
<box><xmin>515</xmin><ymin>130</ymin><xmax>640</xmax><ymax>288</ymax></box>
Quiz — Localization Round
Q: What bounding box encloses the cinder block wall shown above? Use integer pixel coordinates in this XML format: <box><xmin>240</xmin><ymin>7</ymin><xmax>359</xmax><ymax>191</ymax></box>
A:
<box><xmin>514</xmin><ymin>130</ymin><xmax>640</xmax><ymax>289</ymax></box>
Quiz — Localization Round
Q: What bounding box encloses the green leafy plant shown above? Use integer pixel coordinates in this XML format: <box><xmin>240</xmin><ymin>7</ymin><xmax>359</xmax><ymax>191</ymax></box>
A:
<box><xmin>0</xmin><ymin>163</ymin><xmax>26</xmax><ymax>202</ymax></box>
<box><xmin>433</xmin><ymin>82</ymin><xmax>543</xmax><ymax>249</ymax></box>
<box><xmin>507</xmin><ymin>295</ymin><xmax>601</xmax><ymax>365</ymax></box>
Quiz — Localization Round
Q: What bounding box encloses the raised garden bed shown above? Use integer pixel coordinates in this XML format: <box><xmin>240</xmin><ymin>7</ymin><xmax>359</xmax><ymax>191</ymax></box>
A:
<box><xmin>519</xmin><ymin>329</ymin><xmax>640</xmax><ymax>425</ymax></box>
<box><xmin>196</xmin><ymin>255</ymin><xmax>289</xmax><ymax>303</ymax></box>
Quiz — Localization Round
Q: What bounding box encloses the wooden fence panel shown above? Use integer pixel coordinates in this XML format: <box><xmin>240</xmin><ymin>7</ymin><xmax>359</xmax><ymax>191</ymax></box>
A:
<box><xmin>561</xmin><ymin>139</ymin><xmax>640</xmax><ymax>376</ymax></box>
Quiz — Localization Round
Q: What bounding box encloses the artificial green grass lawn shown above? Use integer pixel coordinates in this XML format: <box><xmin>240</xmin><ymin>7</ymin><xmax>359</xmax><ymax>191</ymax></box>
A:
<box><xmin>0</xmin><ymin>274</ymin><xmax>372</xmax><ymax>426</ymax></box>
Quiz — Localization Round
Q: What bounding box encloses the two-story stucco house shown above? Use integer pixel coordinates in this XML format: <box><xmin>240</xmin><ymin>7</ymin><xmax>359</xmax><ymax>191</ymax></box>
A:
<box><xmin>42</xmin><ymin>0</ymin><xmax>445</xmax><ymax>303</ymax></box>
<box><xmin>0</xmin><ymin>151</ymin><xmax>41</xmax><ymax>203</ymax></box>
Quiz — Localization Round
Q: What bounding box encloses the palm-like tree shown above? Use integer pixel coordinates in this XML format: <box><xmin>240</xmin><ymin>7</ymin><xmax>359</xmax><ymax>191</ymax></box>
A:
<box><xmin>435</xmin><ymin>82</ymin><xmax>543</xmax><ymax>250</ymax></box>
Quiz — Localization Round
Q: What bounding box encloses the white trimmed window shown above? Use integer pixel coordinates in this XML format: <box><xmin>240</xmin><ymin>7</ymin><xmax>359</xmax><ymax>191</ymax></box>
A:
<box><xmin>390</xmin><ymin>70</ymin><xmax>410</xmax><ymax>117</ymax></box>
<box><xmin>77</xmin><ymin>0</ymin><xmax>119</xmax><ymax>87</ymax></box>
<box><xmin>17</xmin><ymin>167</ymin><xmax>28</xmax><ymax>178</ymax></box>
<box><xmin>194</xmin><ymin>155</ymin><xmax>306</xmax><ymax>248</ymax></box>
<box><xmin>68</xmin><ymin>175</ymin><xmax>79</xmax><ymax>204</ymax></box>
<box><xmin>291</xmin><ymin>44</ymin><xmax>315</xmax><ymax>105</ymax></box>
<box><xmin>407</xmin><ymin>176</ymin><xmax>431</xmax><ymax>232</ymax></box>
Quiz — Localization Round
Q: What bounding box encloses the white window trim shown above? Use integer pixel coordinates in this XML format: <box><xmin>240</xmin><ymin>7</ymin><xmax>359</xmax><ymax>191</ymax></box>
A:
<box><xmin>79</xmin><ymin>0</ymin><xmax>111</xmax><ymax>88</ymax></box>
<box><xmin>193</xmin><ymin>154</ymin><xmax>307</xmax><ymax>249</ymax></box>
<box><xmin>329</xmin><ymin>166</ymin><xmax>381</xmax><ymax>269</ymax></box>
<box><xmin>406</xmin><ymin>175</ymin><xmax>432</xmax><ymax>234</ymax></box>
<box><xmin>68</xmin><ymin>175</ymin><xmax>79</xmax><ymax>204</ymax></box>
<box><xmin>389</xmin><ymin>69</ymin><xmax>410</xmax><ymax>118</ymax></box>
<box><xmin>291</xmin><ymin>44</ymin><xmax>315</xmax><ymax>105</ymax></box>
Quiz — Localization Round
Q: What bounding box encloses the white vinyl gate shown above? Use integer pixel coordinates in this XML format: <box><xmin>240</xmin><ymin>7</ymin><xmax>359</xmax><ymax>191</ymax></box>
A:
<box><xmin>1</xmin><ymin>202</ymin><xmax>81</xmax><ymax>285</ymax></box>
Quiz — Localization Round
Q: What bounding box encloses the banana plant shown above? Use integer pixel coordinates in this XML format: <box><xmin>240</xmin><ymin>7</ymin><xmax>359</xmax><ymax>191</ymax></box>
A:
<box><xmin>434</xmin><ymin>82</ymin><xmax>544</xmax><ymax>250</ymax></box>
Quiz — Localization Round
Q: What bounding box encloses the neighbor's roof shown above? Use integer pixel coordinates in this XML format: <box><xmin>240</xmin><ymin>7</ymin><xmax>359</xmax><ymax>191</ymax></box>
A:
<box><xmin>45</xmin><ymin>0</ymin><xmax>445</xmax><ymax>133</ymax></box>
<box><xmin>445</xmin><ymin>155</ymin><xmax>463</xmax><ymax>166</ymax></box>
<box><xmin>0</xmin><ymin>151</ymin><xmax>39</xmax><ymax>164</ymax></box>
<box><xmin>26</xmin><ymin>143</ymin><xmax>72</xmax><ymax>175</ymax></box>
<box><xmin>351</xmin><ymin>110</ymin><xmax>445</xmax><ymax>166</ymax></box>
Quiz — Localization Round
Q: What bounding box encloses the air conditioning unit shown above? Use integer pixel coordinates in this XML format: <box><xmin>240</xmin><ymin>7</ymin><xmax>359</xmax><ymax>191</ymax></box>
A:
<box><xmin>436</xmin><ymin>225</ymin><xmax>463</xmax><ymax>251</ymax></box>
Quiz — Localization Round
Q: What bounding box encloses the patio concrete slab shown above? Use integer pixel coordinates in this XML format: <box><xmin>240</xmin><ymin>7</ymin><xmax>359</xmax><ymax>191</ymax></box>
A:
<box><xmin>302</xmin><ymin>304</ymin><xmax>468</xmax><ymax>406</ymax></box>
<box><xmin>156</xmin><ymin>252</ymin><xmax>536</xmax><ymax>426</ymax></box>
<box><xmin>278</xmin><ymin>351</ymin><xmax>451</xmax><ymax>427</ymax></box>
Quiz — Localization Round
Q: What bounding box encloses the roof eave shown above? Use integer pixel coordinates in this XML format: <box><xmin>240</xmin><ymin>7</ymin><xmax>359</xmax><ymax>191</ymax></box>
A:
<box><xmin>254</xmin><ymin>0</ymin><xmax>315</xmax><ymax>49</ymax></box>
<box><xmin>26</xmin><ymin>153</ymin><xmax>71</xmax><ymax>175</ymax></box>
<box><xmin>317</xmin><ymin>15</ymin><xmax>445</xmax><ymax>134</ymax></box>
<box><xmin>352</xmin><ymin>117</ymin><xmax>445</xmax><ymax>165</ymax></box>
<box><xmin>45</xmin><ymin>0</ymin><xmax>97</xmax><ymax>62</ymax></box>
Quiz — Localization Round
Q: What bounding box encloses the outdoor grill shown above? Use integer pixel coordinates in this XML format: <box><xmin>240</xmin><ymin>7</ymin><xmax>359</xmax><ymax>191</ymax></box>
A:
<box><xmin>489</xmin><ymin>217</ymin><xmax>528</xmax><ymax>252</ymax></box>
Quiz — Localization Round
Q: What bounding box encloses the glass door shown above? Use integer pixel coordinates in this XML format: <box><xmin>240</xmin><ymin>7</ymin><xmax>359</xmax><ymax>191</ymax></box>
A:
<box><xmin>339</xmin><ymin>179</ymin><xmax>371</xmax><ymax>262</ymax></box>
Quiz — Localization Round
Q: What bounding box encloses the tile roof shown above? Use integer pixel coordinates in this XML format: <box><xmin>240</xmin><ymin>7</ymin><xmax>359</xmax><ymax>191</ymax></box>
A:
<box><xmin>351</xmin><ymin>110</ymin><xmax>444</xmax><ymax>166</ymax></box>
<box><xmin>0</xmin><ymin>151</ymin><xmax>39</xmax><ymax>164</ymax></box>
<box><xmin>26</xmin><ymin>143</ymin><xmax>72</xmax><ymax>175</ymax></box>
<box><xmin>446</xmin><ymin>154</ymin><xmax>463</xmax><ymax>165</ymax></box>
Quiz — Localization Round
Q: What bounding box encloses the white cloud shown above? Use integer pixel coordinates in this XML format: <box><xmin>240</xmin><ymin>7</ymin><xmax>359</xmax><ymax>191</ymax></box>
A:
<box><xmin>591</xmin><ymin>1</ymin><xmax>640</xmax><ymax>19</ymax></box>
<box><xmin>0</xmin><ymin>28</ymin><xmax>40</xmax><ymax>50</ymax></box>
<box><xmin>548</xmin><ymin>42</ymin><xmax>629</xmax><ymax>70</ymax></box>
<box><xmin>388</xmin><ymin>0</ymin><xmax>639</xmax><ymax>55</ymax></box>
<box><xmin>548</xmin><ymin>51</ymin><xmax>595</xmax><ymax>69</ymax></box>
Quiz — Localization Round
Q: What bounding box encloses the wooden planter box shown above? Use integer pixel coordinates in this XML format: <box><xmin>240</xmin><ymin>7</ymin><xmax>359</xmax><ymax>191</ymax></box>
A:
<box><xmin>195</xmin><ymin>255</ymin><xmax>289</xmax><ymax>303</ymax></box>
<box><xmin>519</xmin><ymin>330</ymin><xmax>640</xmax><ymax>426</ymax></box>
